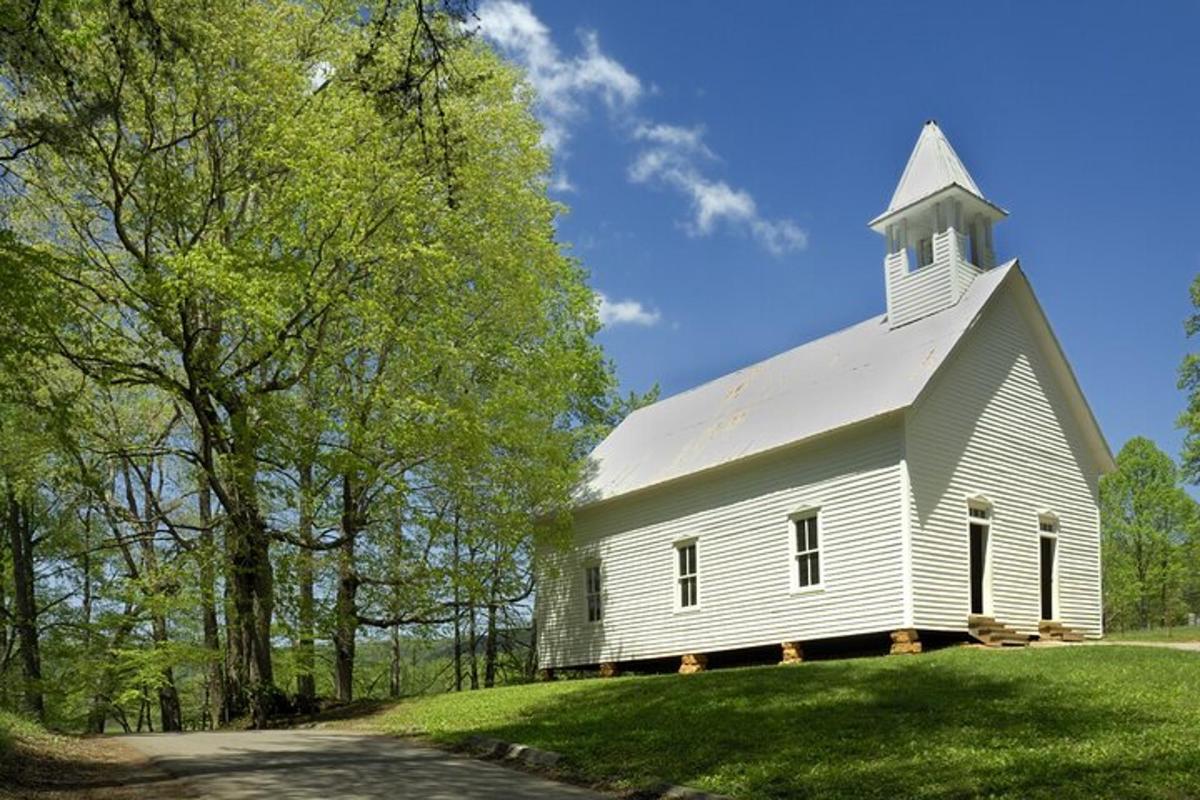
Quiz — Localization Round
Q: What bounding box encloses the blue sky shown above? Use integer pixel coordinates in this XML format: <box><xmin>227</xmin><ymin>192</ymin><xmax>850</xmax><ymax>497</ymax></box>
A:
<box><xmin>478</xmin><ymin>1</ymin><xmax>1200</xmax><ymax>464</ymax></box>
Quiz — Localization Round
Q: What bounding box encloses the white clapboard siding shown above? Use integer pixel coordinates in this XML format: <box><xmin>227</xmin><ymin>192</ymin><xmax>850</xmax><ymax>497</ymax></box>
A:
<box><xmin>905</xmin><ymin>279</ymin><xmax>1104</xmax><ymax>637</ymax></box>
<box><xmin>537</xmin><ymin>417</ymin><xmax>906</xmax><ymax>668</ymax></box>
<box><xmin>886</xmin><ymin>230</ymin><xmax>984</xmax><ymax>328</ymax></box>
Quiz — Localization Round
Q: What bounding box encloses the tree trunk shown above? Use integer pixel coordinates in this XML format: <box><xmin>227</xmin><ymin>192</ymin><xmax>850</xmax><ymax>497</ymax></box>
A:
<box><xmin>80</xmin><ymin>509</ymin><xmax>107</xmax><ymax>734</ymax></box>
<box><xmin>226</xmin><ymin>512</ymin><xmax>275</xmax><ymax>725</ymax></box>
<box><xmin>197</xmin><ymin>460</ymin><xmax>224</xmax><ymax>729</ymax></box>
<box><xmin>526</xmin><ymin>618</ymin><xmax>538</xmax><ymax>682</ymax></box>
<box><xmin>389</xmin><ymin>625</ymin><xmax>401</xmax><ymax>698</ymax></box>
<box><xmin>1133</xmin><ymin>532</ymin><xmax>1149</xmax><ymax>628</ymax></box>
<box><xmin>0</xmin><ymin>540</ymin><xmax>8</xmax><ymax>709</ymax></box>
<box><xmin>151</xmin><ymin>613</ymin><xmax>184</xmax><ymax>732</ymax></box>
<box><xmin>1162</xmin><ymin>545</ymin><xmax>1173</xmax><ymax>629</ymax></box>
<box><xmin>295</xmin><ymin>460</ymin><xmax>316</xmax><ymax>705</ymax></box>
<box><xmin>484</xmin><ymin>547</ymin><xmax>502</xmax><ymax>689</ymax></box>
<box><xmin>484</xmin><ymin>601</ymin><xmax>498</xmax><ymax>689</ymax></box>
<box><xmin>223</xmin><ymin>407</ymin><xmax>275</xmax><ymax>727</ymax></box>
<box><xmin>112</xmin><ymin>706</ymin><xmax>132</xmax><ymax>734</ymax></box>
<box><xmin>452</xmin><ymin>520</ymin><xmax>463</xmax><ymax>692</ymax></box>
<box><xmin>6</xmin><ymin>489</ymin><xmax>44</xmax><ymax>720</ymax></box>
<box><xmin>333</xmin><ymin>472</ymin><xmax>359</xmax><ymax>704</ymax></box>
<box><xmin>124</xmin><ymin>459</ymin><xmax>183</xmax><ymax>733</ymax></box>
<box><xmin>468</xmin><ymin>603</ymin><xmax>479</xmax><ymax>690</ymax></box>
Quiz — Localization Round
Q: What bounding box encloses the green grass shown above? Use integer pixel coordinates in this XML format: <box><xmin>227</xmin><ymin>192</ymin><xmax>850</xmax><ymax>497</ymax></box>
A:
<box><xmin>0</xmin><ymin>708</ymin><xmax>48</xmax><ymax>760</ymax></box>
<box><xmin>1106</xmin><ymin>625</ymin><xmax>1200</xmax><ymax>643</ymax></box>
<box><xmin>369</xmin><ymin>647</ymin><xmax>1200</xmax><ymax>799</ymax></box>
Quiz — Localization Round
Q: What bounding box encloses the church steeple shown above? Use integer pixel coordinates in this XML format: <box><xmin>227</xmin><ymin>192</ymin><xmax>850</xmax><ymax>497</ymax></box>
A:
<box><xmin>870</xmin><ymin>121</ymin><xmax>1008</xmax><ymax>328</ymax></box>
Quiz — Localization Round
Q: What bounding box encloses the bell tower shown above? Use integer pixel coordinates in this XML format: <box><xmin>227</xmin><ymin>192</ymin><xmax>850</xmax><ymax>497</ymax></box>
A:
<box><xmin>869</xmin><ymin>121</ymin><xmax>1007</xmax><ymax>328</ymax></box>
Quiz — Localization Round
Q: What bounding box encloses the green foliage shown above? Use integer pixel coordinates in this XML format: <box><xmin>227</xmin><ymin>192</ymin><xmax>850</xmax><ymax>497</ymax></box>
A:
<box><xmin>1100</xmin><ymin>438</ymin><xmax>1199</xmax><ymax>630</ymax></box>
<box><xmin>1179</xmin><ymin>273</ymin><xmax>1200</xmax><ymax>481</ymax></box>
<box><xmin>371</xmin><ymin>648</ymin><xmax>1200</xmax><ymax>800</ymax></box>
<box><xmin>0</xmin><ymin>0</ymin><xmax>631</xmax><ymax>730</ymax></box>
<box><xmin>1106</xmin><ymin>625</ymin><xmax>1200</xmax><ymax>643</ymax></box>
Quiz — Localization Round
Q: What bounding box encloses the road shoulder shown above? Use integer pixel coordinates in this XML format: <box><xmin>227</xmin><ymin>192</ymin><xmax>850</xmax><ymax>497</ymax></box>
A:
<box><xmin>1</xmin><ymin>734</ymin><xmax>193</xmax><ymax>800</ymax></box>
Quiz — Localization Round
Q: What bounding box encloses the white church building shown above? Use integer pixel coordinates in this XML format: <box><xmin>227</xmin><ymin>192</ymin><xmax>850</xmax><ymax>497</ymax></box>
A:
<box><xmin>536</xmin><ymin>121</ymin><xmax>1114</xmax><ymax>674</ymax></box>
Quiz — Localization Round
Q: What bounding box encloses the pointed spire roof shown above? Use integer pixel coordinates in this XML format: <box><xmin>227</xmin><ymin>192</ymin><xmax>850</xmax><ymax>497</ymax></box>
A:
<box><xmin>886</xmin><ymin>120</ymin><xmax>983</xmax><ymax>213</ymax></box>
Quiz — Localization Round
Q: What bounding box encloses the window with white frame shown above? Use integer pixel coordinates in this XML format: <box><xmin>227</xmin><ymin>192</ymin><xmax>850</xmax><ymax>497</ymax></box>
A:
<box><xmin>585</xmin><ymin>564</ymin><xmax>602</xmax><ymax>623</ymax></box>
<box><xmin>676</xmin><ymin>541</ymin><xmax>698</xmax><ymax>608</ymax></box>
<box><xmin>792</xmin><ymin>513</ymin><xmax>821</xmax><ymax>589</ymax></box>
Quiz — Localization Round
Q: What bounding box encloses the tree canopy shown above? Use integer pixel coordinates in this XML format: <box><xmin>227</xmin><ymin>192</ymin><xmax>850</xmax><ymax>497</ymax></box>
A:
<box><xmin>1099</xmin><ymin>437</ymin><xmax>1199</xmax><ymax>631</ymax></box>
<box><xmin>0</xmin><ymin>0</ymin><xmax>629</xmax><ymax>729</ymax></box>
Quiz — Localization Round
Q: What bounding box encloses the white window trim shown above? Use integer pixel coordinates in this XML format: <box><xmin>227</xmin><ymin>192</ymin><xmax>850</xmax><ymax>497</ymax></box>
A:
<box><xmin>965</xmin><ymin>496</ymin><xmax>994</xmax><ymax>616</ymax></box>
<box><xmin>966</xmin><ymin>494</ymin><xmax>993</xmax><ymax>518</ymax></box>
<box><xmin>673</xmin><ymin>537</ymin><xmax>701</xmax><ymax>613</ymax></box>
<box><xmin>1038</xmin><ymin>513</ymin><xmax>1061</xmax><ymax>622</ymax></box>
<box><xmin>584</xmin><ymin>561</ymin><xmax>603</xmax><ymax>624</ymax></box>
<box><xmin>788</xmin><ymin>507</ymin><xmax>825</xmax><ymax>595</ymax></box>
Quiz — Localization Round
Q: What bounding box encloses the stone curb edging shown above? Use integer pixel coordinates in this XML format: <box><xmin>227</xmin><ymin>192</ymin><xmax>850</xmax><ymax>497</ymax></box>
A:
<box><xmin>461</xmin><ymin>735</ymin><xmax>733</xmax><ymax>799</ymax></box>
<box><xmin>463</xmin><ymin>734</ymin><xmax>563</xmax><ymax>768</ymax></box>
<box><xmin>657</xmin><ymin>784</ymin><xmax>735</xmax><ymax>800</ymax></box>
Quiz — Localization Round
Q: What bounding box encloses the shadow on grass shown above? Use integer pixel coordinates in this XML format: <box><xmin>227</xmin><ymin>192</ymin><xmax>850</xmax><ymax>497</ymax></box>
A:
<box><xmin>264</xmin><ymin>698</ymin><xmax>396</xmax><ymax>729</ymax></box>
<box><xmin>444</xmin><ymin>648</ymin><xmax>1200</xmax><ymax>799</ymax></box>
<box><xmin>0</xmin><ymin>734</ymin><xmax>187</xmax><ymax>799</ymax></box>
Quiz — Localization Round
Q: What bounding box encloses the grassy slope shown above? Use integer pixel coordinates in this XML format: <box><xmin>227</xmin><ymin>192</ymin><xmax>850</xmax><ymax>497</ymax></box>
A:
<box><xmin>0</xmin><ymin>709</ymin><xmax>174</xmax><ymax>799</ymax></box>
<box><xmin>1106</xmin><ymin>625</ymin><xmax>1200</xmax><ymax>643</ymax></box>
<box><xmin>0</xmin><ymin>709</ymin><xmax>65</xmax><ymax>796</ymax></box>
<box><xmin>370</xmin><ymin>647</ymin><xmax>1200</xmax><ymax>800</ymax></box>
<box><xmin>0</xmin><ymin>708</ymin><xmax>48</xmax><ymax>760</ymax></box>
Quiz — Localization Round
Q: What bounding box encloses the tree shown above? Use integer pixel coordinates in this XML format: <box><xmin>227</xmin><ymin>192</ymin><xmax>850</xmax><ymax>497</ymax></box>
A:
<box><xmin>1179</xmin><ymin>274</ymin><xmax>1200</xmax><ymax>482</ymax></box>
<box><xmin>1</xmin><ymin>0</ymin><xmax>620</xmax><ymax>728</ymax></box>
<box><xmin>2</xmin><ymin>0</ymin><xmax>554</xmax><ymax>723</ymax></box>
<box><xmin>1100</xmin><ymin>438</ymin><xmax>1196</xmax><ymax>630</ymax></box>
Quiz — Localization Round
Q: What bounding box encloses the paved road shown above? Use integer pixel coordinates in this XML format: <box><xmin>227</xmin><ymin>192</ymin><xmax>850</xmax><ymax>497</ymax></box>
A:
<box><xmin>123</xmin><ymin>729</ymin><xmax>608</xmax><ymax>800</ymax></box>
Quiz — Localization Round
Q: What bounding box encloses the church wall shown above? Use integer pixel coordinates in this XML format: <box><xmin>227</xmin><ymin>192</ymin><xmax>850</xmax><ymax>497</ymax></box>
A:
<box><xmin>537</xmin><ymin>417</ymin><xmax>907</xmax><ymax>669</ymax></box>
<box><xmin>905</xmin><ymin>279</ymin><xmax>1105</xmax><ymax>637</ymax></box>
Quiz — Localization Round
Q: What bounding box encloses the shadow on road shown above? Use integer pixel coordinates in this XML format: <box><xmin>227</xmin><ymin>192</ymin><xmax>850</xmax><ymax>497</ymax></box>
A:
<box><xmin>124</xmin><ymin>730</ymin><xmax>604</xmax><ymax>800</ymax></box>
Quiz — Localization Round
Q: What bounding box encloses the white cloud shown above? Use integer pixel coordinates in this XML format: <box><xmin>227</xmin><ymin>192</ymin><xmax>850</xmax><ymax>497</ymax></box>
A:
<box><xmin>478</xmin><ymin>1</ymin><xmax>806</xmax><ymax>256</ymax></box>
<box><xmin>633</xmin><ymin>123</ymin><xmax>712</xmax><ymax>154</ymax></box>
<box><xmin>751</xmin><ymin>218</ymin><xmax>809</xmax><ymax>256</ymax></box>
<box><xmin>478</xmin><ymin>1</ymin><xmax>641</xmax><ymax>152</ymax></box>
<box><xmin>596</xmin><ymin>292</ymin><xmax>661</xmax><ymax>327</ymax></box>
<box><xmin>630</xmin><ymin>124</ymin><xmax>807</xmax><ymax>254</ymax></box>
<box><xmin>547</xmin><ymin>171</ymin><xmax>576</xmax><ymax>193</ymax></box>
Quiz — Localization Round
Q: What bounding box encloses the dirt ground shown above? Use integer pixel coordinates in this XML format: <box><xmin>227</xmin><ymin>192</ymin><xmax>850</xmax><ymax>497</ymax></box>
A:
<box><xmin>0</xmin><ymin>734</ymin><xmax>193</xmax><ymax>800</ymax></box>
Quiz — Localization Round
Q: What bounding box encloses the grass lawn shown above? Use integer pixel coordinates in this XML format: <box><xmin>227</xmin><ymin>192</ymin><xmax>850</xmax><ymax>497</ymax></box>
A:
<box><xmin>1106</xmin><ymin>625</ymin><xmax>1200</xmax><ymax>643</ymax></box>
<box><xmin>367</xmin><ymin>646</ymin><xmax>1200</xmax><ymax>799</ymax></box>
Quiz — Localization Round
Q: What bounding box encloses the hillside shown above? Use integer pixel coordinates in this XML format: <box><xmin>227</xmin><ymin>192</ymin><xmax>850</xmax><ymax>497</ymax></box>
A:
<box><xmin>366</xmin><ymin>646</ymin><xmax>1200</xmax><ymax>800</ymax></box>
<box><xmin>0</xmin><ymin>710</ymin><xmax>182</xmax><ymax>799</ymax></box>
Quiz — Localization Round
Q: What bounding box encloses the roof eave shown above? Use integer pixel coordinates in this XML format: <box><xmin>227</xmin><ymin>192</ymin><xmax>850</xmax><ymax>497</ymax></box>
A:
<box><xmin>868</xmin><ymin>183</ymin><xmax>1009</xmax><ymax>231</ymax></box>
<box><xmin>572</xmin><ymin>408</ymin><xmax>910</xmax><ymax>512</ymax></box>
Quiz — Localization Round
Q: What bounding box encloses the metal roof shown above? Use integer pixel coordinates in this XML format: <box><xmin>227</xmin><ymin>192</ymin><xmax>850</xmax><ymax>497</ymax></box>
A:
<box><xmin>579</xmin><ymin>262</ymin><xmax>1017</xmax><ymax>506</ymax></box>
<box><xmin>886</xmin><ymin>120</ymin><xmax>984</xmax><ymax>214</ymax></box>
